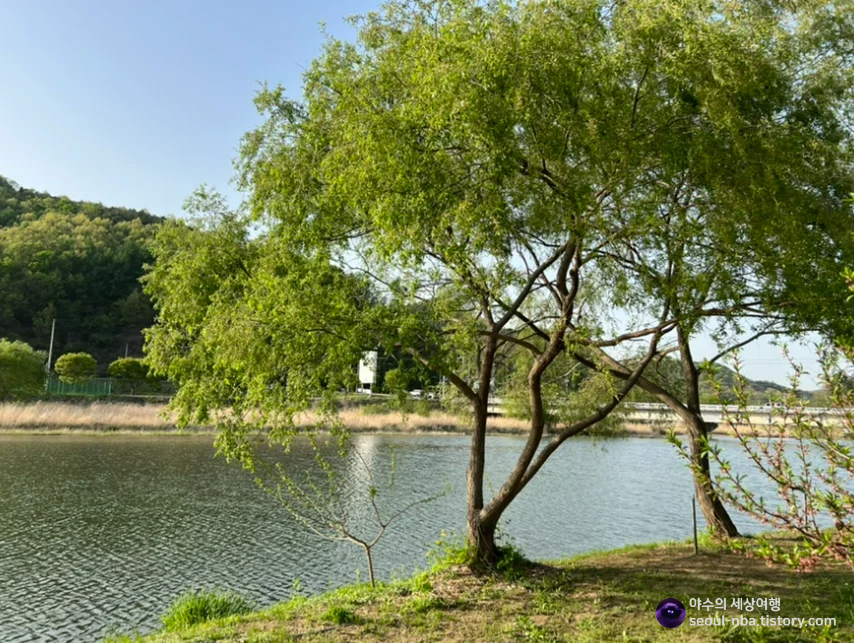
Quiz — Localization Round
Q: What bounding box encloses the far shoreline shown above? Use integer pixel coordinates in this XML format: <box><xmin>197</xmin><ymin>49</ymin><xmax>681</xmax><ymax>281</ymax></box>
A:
<box><xmin>0</xmin><ymin>399</ymin><xmax>796</xmax><ymax>439</ymax></box>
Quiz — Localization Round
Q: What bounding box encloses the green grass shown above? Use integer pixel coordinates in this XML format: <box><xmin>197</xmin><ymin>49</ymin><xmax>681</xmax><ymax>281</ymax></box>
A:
<box><xmin>160</xmin><ymin>590</ymin><xmax>253</xmax><ymax>632</ymax></box>
<box><xmin>105</xmin><ymin>539</ymin><xmax>854</xmax><ymax>643</ymax></box>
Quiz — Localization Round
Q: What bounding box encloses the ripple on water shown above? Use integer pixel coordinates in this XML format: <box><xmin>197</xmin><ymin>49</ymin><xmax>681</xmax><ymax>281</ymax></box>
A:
<box><xmin>0</xmin><ymin>433</ymin><xmax>775</xmax><ymax>642</ymax></box>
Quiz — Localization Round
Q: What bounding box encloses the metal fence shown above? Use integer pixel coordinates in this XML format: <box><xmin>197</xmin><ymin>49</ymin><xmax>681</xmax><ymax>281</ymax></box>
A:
<box><xmin>46</xmin><ymin>376</ymin><xmax>175</xmax><ymax>397</ymax></box>
<box><xmin>47</xmin><ymin>376</ymin><xmax>113</xmax><ymax>396</ymax></box>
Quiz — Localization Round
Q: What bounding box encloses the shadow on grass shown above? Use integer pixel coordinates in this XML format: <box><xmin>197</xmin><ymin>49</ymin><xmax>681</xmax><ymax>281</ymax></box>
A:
<box><xmin>526</xmin><ymin>545</ymin><xmax>854</xmax><ymax>625</ymax></box>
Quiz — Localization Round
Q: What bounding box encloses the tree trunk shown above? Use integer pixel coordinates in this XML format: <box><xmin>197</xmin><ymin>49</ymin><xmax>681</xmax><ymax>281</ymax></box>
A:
<box><xmin>685</xmin><ymin>416</ymin><xmax>739</xmax><ymax>538</ymax></box>
<box><xmin>467</xmin><ymin>512</ymin><xmax>499</xmax><ymax>566</ymax></box>
<box><xmin>673</xmin><ymin>326</ymin><xmax>739</xmax><ymax>539</ymax></box>
<box><xmin>467</xmin><ymin>327</ymin><xmax>499</xmax><ymax>566</ymax></box>
<box><xmin>363</xmin><ymin>544</ymin><xmax>375</xmax><ymax>587</ymax></box>
<box><xmin>466</xmin><ymin>399</ymin><xmax>500</xmax><ymax>565</ymax></box>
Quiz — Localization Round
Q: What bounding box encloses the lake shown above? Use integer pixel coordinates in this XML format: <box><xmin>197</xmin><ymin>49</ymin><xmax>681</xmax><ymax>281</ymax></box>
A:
<box><xmin>0</xmin><ymin>433</ymin><xmax>772</xmax><ymax>642</ymax></box>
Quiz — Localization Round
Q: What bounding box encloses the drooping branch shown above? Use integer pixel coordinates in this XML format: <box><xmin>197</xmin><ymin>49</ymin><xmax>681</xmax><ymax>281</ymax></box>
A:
<box><xmin>482</xmin><ymin>325</ymin><xmax>667</xmax><ymax>524</ymax></box>
<box><xmin>571</xmin><ymin>347</ymin><xmax>694</xmax><ymax>421</ymax></box>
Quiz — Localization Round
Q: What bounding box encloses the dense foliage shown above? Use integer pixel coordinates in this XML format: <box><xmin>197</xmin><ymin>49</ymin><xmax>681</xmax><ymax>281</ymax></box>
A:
<box><xmin>108</xmin><ymin>357</ymin><xmax>149</xmax><ymax>381</ymax></box>
<box><xmin>0</xmin><ymin>338</ymin><xmax>46</xmax><ymax>400</ymax></box>
<box><xmin>145</xmin><ymin>0</ymin><xmax>854</xmax><ymax>562</ymax></box>
<box><xmin>107</xmin><ymin>357</ymin><xmax>165</xmax><ymax>394</ymax></box>
<box><xmin>0</xmin><ymin>176</ymin><xmax>162</xmax><ymax>370</ymax></box>
<box><xmin>0</xmin><ymin>176</ymin><xmax>162</xmax><ymax>227</ymax></box>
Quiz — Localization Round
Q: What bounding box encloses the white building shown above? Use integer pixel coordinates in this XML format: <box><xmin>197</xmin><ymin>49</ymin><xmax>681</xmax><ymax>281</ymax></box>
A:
<box><xmin>357</xmin><ymin>350</ymin><xmax>380</xmax><ymax>393</ymax></box>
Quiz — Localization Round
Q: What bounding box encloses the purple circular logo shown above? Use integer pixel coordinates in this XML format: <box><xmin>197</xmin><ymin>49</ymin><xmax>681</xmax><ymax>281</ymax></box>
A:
<box><xmin>655</xmin><ymin>598</ymin><xmax>686</xmax><ymax>628</ymax></box>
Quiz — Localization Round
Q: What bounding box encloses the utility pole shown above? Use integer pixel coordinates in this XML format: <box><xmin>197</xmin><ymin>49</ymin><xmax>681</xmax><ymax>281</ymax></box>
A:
<box><xmin>44</xmin><ymin>317</ymin><xmax>56</xmax><ymax>393</ymax></box>
<box><xmin>125</xmin><ymin>343</ymin><xmax>129</xmax><ymax>358</ymax></box>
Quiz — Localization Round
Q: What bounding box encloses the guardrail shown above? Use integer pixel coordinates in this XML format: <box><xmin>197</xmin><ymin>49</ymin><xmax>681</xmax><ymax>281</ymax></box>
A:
<box><xmin>626</xmin><ymin>402</ymin><xmax>844</xmax><ymax>415</ymax></box>
<box><xmin>346</xmin><ymin>392</ymin><xmax>849</xmax><ymax>418</ymax></box>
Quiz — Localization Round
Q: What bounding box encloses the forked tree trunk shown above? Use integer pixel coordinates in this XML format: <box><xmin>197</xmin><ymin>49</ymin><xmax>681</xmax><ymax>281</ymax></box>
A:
<box><xmin>466</xmin><ymin>339</ymin><xmax>561</xmax><ymax>566</ymax></box>
<box><xmin>467</xmin><ymin>513</ymin><xmax>500</xmax><ymax>565</ymax></box>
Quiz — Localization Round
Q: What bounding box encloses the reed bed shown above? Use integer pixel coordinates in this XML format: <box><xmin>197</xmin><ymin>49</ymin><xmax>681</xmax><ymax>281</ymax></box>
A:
<box><xmin>0</xmin><ymin>401</ymin><xmax>180</xmax><ymax>431</ymax></box>
<box><xmin>293</xmin><ymin>408</ymin><xmax>528</xmax><ymax>433</ymax></box>
<box><xmin>0</xmin><ymin>401</ymin><xmax>531</xmax><ymax>434</ymax></box>
<box><xmin>0</xmin><ymin>401</ymin><xmax>726</xmax><ymax>437</ymax></box>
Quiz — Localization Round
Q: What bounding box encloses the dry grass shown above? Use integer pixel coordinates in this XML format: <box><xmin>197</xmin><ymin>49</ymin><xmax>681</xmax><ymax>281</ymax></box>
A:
<box><xmin>0</xmin><ymin>401</ymin><xmax>530</xmax><ymax>434</ymax></box>
<box><xmin>0</xmin><ymin>401</ymin><xmax>183</xmax><ymax>432</ymax></box>
<box><xmin>0</xmin><ymin>401</ymin><xmax>763</xmax><ymax>438</ymax></box>
<box><xmin>293</xmin><ymin>409</ymin><xmax>528</xmax><ymax>433</ymax></box>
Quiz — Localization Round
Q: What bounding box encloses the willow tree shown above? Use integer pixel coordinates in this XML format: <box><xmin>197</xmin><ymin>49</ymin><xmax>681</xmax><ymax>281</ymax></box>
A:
<box><xmin>567</xmin><ymin>0</ymin><xmax>854</xmax><ymax>536</ymax></box>
<box><xmin>146</xmin><ymin>0</ymin><xmax>854</xmax><ymax>563</ymax></box>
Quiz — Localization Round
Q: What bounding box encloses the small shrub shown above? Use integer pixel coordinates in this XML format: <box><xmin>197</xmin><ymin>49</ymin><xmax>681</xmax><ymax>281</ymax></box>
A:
<box><xmin>390</xmin><ymin>572</ymin><xmax>432</xmax><ymax>597</ymax></box>
<box><xmin>410</xmin><ymin>573</ymin><xmax>433</xmax><ymax>594</ymax></box>
<box><xmin>322</xmin><ymin>605</ymin><xmax>359</xmax><ymax>625</ymax></box>
<box><xmin>413</xmin><ymin>399</ymin><xmax>433</xmax><ymax>417</ymax></box>
<box><xmin>108</xmin><ymin>357</ymin><xmax>153</xmax><ymax>394</ymax></box>
<box><xmin>495</xmin><ymin>543</ymin><xmax>529</xmax><ymax>580</ymax></box>
<box><xmin>54</xmin><ymin>352</ymin><xmax>97</xmax><ymax>384</ymax></box>
<box><xmin>161</xmin><ymin>589</ymin><xmax>252</xmax><ymax>631</ymax></box>
<box><xmin>0</xmin><ymin>338</ymin><xmax>46</xmax><ymax>400</ymax></box>
<box><xmin>427</xmin><ymin>530</ymin><xmax>470</xmax><ymax>569</ymax></box>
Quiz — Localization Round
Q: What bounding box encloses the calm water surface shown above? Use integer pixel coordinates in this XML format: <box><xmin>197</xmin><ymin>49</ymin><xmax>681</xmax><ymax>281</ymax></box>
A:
<box><xmin>0</xmin><ymin>433</ymin><xmax>771</xmax><ymax>642</ymax></box>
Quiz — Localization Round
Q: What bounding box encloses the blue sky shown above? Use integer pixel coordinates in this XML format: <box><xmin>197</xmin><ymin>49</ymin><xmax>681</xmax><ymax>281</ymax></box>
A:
<box><xmin>0</xmin><ymin>0</ymin><xmax>825</xmax><ymax>388</ymax></box>
<box><xmin>0</xmin><ymin>0</ymin><xmax>377</xmax><ymax>217</ymax></box>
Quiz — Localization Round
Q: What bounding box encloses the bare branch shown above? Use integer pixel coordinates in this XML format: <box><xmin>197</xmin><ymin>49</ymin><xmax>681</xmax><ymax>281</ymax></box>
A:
<box><xmin>495</xmin><ymin>239</ymin><xmax>572</xmax><ymax>330</ymax></box>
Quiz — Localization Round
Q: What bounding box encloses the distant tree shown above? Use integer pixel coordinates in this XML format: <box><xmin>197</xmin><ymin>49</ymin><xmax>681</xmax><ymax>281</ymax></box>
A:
<box><xmin>0</xmin><ymin>175</ymin><xmax>162</xmax><ymax>226</ymax></box>
<box><xmin>108</xmin><ymin>357</ymin><xmax>150</xmax><ymax>394</ymax></box>
<box><xmin>0</xmin><ymin>339</ymin><xmax>46</xmax><ymax>400</ymax></box>
<box><xmin>54</xmin><ymin>352</ymin><xmax>97</xmax><ymax>384</ymax></box>
<box><xmin>625</xmin><ymin>356</ymin><xmax>688</xmax><ymax>406</ymax></box>
<box><xmin>501</xmin><ymin>348</ymin><xmax>628</xmax><ymax>437</ymax></box>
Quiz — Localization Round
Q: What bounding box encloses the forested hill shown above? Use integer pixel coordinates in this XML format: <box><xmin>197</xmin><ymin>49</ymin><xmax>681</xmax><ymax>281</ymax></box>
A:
<box><xmin>0</xmin><ymin>176</ymin><xmax>163</xmax><ymax>372</ymax></box>
<box><xmin>703</xmin><ymin>365</ymin><xmax>791</xmax><ymax>399</ymax></box>
<box><xmin>0</xmin><ymin>176</ymin><xmax>164</xmax><ymax>227</ymax></box>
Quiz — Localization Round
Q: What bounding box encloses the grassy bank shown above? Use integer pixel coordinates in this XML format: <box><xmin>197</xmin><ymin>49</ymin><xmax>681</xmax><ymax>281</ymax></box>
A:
<box><xmin>107</xmin><ymin>539</ymin><xmax>853</xmax><ymax>642</ymax></box>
